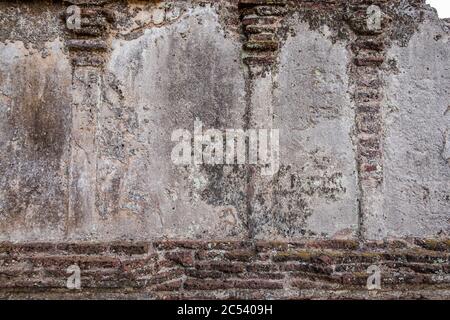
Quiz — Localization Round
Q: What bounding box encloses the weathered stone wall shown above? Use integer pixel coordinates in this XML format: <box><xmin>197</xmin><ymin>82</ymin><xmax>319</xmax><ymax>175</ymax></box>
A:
<box><xmin>0</xmin><ymin>0</ymin><xmax>448</xmax><ymax>299</ymax></box>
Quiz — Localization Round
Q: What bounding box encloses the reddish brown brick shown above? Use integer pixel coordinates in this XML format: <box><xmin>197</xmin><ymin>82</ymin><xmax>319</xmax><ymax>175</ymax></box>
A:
<box><xmin>234</xmin><ymin>279</ymin><xmax>283</xmax><ymax>290</ymax></box>
<box><xmin>195</xmin><ymin>261</ymin><xmax>245</xmax><ymax>274</ymax></box>
<box><xmin>152</xmin><ymin>279</ymin><xmax>183</xmax><ymax>292</ymax></box>
<box><xmin>109</xmin><ymin>243</ymin><xmax>148</xmax><ymax>255</ymax></box>
<box><xmin>224</xmin><ymin>249</ymin><xmax>255</xmax><ymax>262</ymax></box>
<box><xmin>184</xmin><ymin>279</ymin><xmax>234</xmax><ymax>291</ymax></box>
<box><xmin>165</xmin><ymin>251</ymin><xmax>194</xmax><ymax>267</ymax></box>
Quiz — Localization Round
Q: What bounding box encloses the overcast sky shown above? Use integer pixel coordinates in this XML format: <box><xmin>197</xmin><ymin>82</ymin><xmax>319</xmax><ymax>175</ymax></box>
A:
<box><xmin>427</xmin><ymin>0</ymin><xmax>450</xmax><ymax>18</ymax></box>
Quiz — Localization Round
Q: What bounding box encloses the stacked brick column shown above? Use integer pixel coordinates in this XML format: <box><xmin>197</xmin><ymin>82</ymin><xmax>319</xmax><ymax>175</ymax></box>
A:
<box><xmin>346</xmin><ymin>1</ymin><xmax>389</xmax><ymax>239</ymax></box>
<box><xmin>65</xmin><ymin>0</ymin><xmax>113</xmax><ymax>67</ymax></box>
<box><xmin>239</xmin><ymin>0</ymin><xmax>287</xmax><ymax>67</ymax></box>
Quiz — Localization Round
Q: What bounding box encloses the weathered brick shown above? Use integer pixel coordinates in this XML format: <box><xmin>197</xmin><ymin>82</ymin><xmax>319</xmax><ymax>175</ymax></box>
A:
<box><xmin>28</xmin><ymin>255</ymin><xmax>121</xmax><ymax>269</ymax></box>
<box><xmin>0</xmin><ymin>243</ymin><xmax>55</xmax><ymax>254</ymax></box>
<box><xmin>243</xmin><ymin>55</ymin><xmax>276</xmax><ymax>66</ymax></box>
<box><xmin>195</xmin><ymin>250</ymin><xmax>223</xmax><ymax>260</ymax></box>
<box><xmin>224</xmin><ymin>249</ymin><xmax>255</xmax><ymax>262</ymax></box>
<box><xmin>255</xmin><ymin>241</ymin><xmax>290</xmax><ymax>251</ymax></box>
<box><xmin>246</xmin><ymin>263</ymin><xmax>279</xmax><ymax>272</ymax></box>
<box><xmin>244</xmin><ymin>24</ymin><xmax>278</xmax><ymax>34</ymax></box>
<box><xmin>256</xmin><ymin>6</ymin><xmax>287</xmax><ymax>16</ymax></box>
<box><xmin>354</xmin><ymin>56</ymin><xmax>385</xmax><ymax>67</ymax></box>
<box><xmin>239</xmin><ymin>0</ymin><xmax>286</xmax><ymax>7</ymax></box>
<box><xmin>414</xmin><ymin>239</ymin><xmax>450</xmax><ymax>252</ymax></box>
<box><xmin>165</xmin><ymin>251</ymin><xmax>194</xmax><ymax>267</ymax></box>
<box><xmin>56</xmin><ymin>244</ymin><xmax>108</xmax><ymax>255</ymax></box>
<box><xmin>239</xmin><ymin>272</ymin><xmax>285</xmax><ymax>280</ymax></box>
<box><xmin>244</xmin><ymin>40</ymin><xmax>278</xmax><ymax>51</ymax></box>
<box><xmin>234</xmin><ymin>279</ymin><xmax>283</xmax><ymax>290</ymax></box>
<box><xmin>109</xmin><ymin>243</ymin><xmax>148</xmax><ymax>255</ymax></box>
<box><xmin>184</xmin><ymin>278</ymin><xmax>234</xmax><ymax>291</ymax></box>
<box><xmin>152</xmin><ymin>279</ymin><xmax>183</xmax><ymax>292</ymax></box>
<box><xmin>185</xmin><ymin>269</ymin><xmax>224</xmax><ymax>279</ymax></box>
<box><xmin>279</xmin><ymin>263</ymin><xmax>333</xmax><ymax>275</ymax></box>
<box><xmin>66</xmin><ymin>39</ymin><xmax>108</xmax><ymax>51</ymax></box>
<box><xmin>306</xmin><ymin>240</ymin><xmax>360</xmax><ymax>250</ymax></box>
<box><xmin>272</xmin><ymin>250</ymin><xmax>317</xmax><ymax>262</ymax></box>
<box><xmin>248</xmin><ymin>32</ymin><xmax>275</xmax><ymax>42</ymax></box>
<box><xmin>195</xmin><ymin>261</ymin><xmax>245</xmax><ymax>273</ymax></box>
<box><xmin>147</xmin><ymin>269</ymin><xmax>184</xmax><ymax>285</ymax></box>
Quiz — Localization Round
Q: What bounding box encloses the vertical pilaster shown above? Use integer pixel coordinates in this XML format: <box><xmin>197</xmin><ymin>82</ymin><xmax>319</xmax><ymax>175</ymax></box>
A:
<box><xmin>239</xmin><ymin>0</ymin><xmax>286</xmax><ymax>237</ymax></box>
<box><xmin>346</xmin><ymin>1</ymin><xmax>390</xmax><ymax>239</ymax></box>
<box><xmin>64</xmin><ymin>0</ymin><xmax>112</xmax><ymax>236</ymax></box>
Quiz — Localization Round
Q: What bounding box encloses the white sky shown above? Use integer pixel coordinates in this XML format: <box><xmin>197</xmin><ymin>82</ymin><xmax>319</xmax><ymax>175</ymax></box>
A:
<box><xmin>427</xmin><ymin>0</ymin><xmax>450</xmax><ymax>18</ymax></box>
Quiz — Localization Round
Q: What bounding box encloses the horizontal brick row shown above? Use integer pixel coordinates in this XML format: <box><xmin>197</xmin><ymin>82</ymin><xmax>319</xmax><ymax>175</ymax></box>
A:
<box><xmin>0</xmin><ymin>239</ymin><xmax>448</xmax><ymax>299</ymax></box>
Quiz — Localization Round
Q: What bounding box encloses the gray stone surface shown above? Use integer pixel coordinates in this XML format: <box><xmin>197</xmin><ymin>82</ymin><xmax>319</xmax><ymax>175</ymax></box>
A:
<box><xmin>0</xmin><ymin>1</ymin><xmax>448</xmax><ymax>242</ymax></box>
<box><xmin>259</xmin><ymin>20</ymin><xmax>358</xmax><ymax>239</ymax></box>
<box><xmin>381</xmin><ymin>14</ymin><xmax>450</xmax><ymax>238</ymax></box>
<box><xmin>0</xmin><ymin>40</ymin><xmax>71</xmax><ymax>241</ymax></box>
<box><xmin>96</xmin><ymin>5</ymin><xmax>248</xmax><ymax>240</ymax></box>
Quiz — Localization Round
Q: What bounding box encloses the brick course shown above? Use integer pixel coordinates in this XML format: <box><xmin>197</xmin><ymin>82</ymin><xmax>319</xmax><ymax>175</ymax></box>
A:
<box><xmin>0</xmin><ymin>239</ymin><xmax>448</xmax><ymax>299</ymax></box>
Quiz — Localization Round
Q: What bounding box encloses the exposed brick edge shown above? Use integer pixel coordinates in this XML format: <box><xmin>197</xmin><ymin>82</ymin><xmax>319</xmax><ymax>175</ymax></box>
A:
<box><xmin>0</xmin><ymin>239</ymin><xmax>448</xmax><ymax>299</ymax></box>
<box><xmin>64</xmin><ymin>0</ymin><xmax>114</xmax><ymax>67</ymax></box>
<box><xmin>346</xmin><ymin>1</ymin><xmax>391</xmax><ymax>239</ymax></box>
<box><xmin>239</xmin><ymin>0</ymin><xmax>287</xmax><ymax>67</ymax></box>
<box><xmin>348</xmin><ymin>1</ymin><xmax>388</xmax><ymax>182</ymax></box>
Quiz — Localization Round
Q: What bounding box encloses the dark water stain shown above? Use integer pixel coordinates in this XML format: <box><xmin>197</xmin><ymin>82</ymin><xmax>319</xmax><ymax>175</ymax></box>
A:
<box><xmin>0</xmin><ymin>57</ymin><xmax>70</xmax><ymax>235</ymax></box>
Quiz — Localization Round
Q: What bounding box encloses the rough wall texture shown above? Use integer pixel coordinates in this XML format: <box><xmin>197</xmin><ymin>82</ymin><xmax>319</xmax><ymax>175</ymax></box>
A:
<box><xmin>0</xmin><ymin>0</ymin><xmax>448</xmax><ymax>299</ymax></box>
<box><xmin>0</xmin><ymin>239</ymin><xmax>449</xmax><ymax>299</ymax></box>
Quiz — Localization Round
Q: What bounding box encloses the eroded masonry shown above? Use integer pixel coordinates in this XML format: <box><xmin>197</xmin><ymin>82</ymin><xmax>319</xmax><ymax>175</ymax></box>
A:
<box><xmin>0</xmin><ymin>0</ymin><xmax>449</xmax><ymax>299</ymax></box>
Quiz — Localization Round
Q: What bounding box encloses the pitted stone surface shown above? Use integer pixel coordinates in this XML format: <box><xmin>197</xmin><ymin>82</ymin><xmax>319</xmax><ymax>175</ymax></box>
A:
<box><xmin>259</xmin><ymin>20</ymin><xmax>359</xmax><ymax>239</ymax></box>
<box><xmin>101</xmin><ymin>5</ymin><xmax>248</xmax><ymax>240</ymax></box>
<box><xmin>0</xmin><ymin>0</ymin><xmax>448</xmax><ymax>299</ymax></box>
<box><xmin>382</xmin><ymin>15</ymin><xmax>450</xmax><ymax>238</ymax></box>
